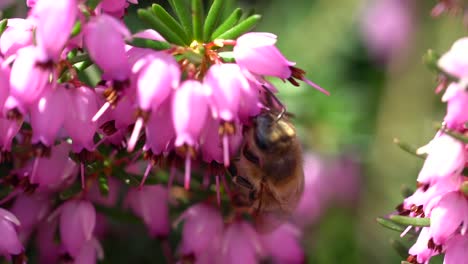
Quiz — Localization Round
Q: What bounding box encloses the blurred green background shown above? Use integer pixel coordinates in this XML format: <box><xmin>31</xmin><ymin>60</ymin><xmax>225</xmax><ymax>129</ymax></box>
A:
<box><xmin>4</xmin><ymin>0</ymin><xmax>466</xmax><ymax>263</ymax></box>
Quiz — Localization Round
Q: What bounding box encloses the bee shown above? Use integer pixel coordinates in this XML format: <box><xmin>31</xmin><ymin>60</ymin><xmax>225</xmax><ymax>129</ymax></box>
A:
<box><xmin>230</xmin><ymin>109</ymin><xmax>304</xmax><ymax>231</ymax></box>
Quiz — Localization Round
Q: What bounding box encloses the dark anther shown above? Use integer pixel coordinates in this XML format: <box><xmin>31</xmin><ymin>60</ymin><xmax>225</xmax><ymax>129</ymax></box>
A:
<box><xmin>100</xmin><ymin>120</ymin><xmax>117</xmax><ymax>136</ymax></box>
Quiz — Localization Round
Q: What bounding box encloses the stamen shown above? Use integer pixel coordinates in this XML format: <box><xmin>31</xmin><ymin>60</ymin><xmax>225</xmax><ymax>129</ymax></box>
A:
<box><xmin>30</xmin><ymin>157</ymin><xmax>40</xmax><ymax>184</ymax></box>
<box><xmin>400</xmin><ymin>225</ymin><xmax>413</xmax><ymax>238</ymax></box>
<box><xmin>0</xmin><ymin>189</ymin><xmax>20</xmax><ymax>205</ymax></box>
<box><xmin>127</xmin><ymin>117</ymin><xmax>144</xmax><ymax>152</ymax></box>
<box><xmin>215</xmin><ymin>175</ymin><xmax>221</xmax><ymax>206</ymax></box>
<box><xmin>92</xmin><ymin>102</ymin><xmax>111</xmax><ymax>122</ymax></box>
<box><xmin>223</xmin><ymin>134</ymin><xmax>230</xmax><ymax>167</ymax></box>
<box><xmin>184</xmin><ymin>153</ymin><xmax>191</xmax><ymax>190</ymax></box>
<box><xmin>140</xmin><ymin>162</ymin><xmax>153</xmax><ymax>189</ymax></box>
<box><xmin>81</xmin><ymin>163</ymin><xmax>85</xmax><ymax>189</ymax></box>
<box><xmin>301</xmin><ymin>78</ymin><xmax>330</xmax><ymax>96</ymax></box>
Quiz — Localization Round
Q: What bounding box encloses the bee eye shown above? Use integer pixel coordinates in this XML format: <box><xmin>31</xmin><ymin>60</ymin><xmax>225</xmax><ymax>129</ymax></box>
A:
<box><xmin>242</xmin><ymin>146</ymin><xmax>260</xmax><ymax>165</ymax></box>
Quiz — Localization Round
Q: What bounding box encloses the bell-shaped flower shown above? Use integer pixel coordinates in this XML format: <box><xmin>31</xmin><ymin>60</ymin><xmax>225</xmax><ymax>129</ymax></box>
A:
<box><xmin>200</xmin><ymin>117</ymin><xmax>242</xmax><ymax>164</ymax></box>
<box><xmin>31</xmin><ymin>0</ymin><xmax>78</xmax><ymax>62</ymax></box>
<box><xmin>64</xmin><ymin>86</ymin><xmax>99</xmax><ymax>152</ymax></box>
<box><xmin>0</xmin><ymin>117</ymin><xmax>21</xmax><ymax>152</ymax></box>
<box><xmin>30</xmin><ymin>84</ymin><xmax>67</xmax><ymax>146</ymax></box>
<box><xmin>172</xmin><ymin>80</ymin><xmax>208</xmax><ymax>147</ymax></box>
<box><xmin>409</xmin><ymin>227</ymin><xmax>438</xmax><ymax>264</ymax></box>
<box><xmin>136</xmin><ymin>52</ymin><xmax>180</xmax><ymax>112</ymax></box>
<box><xmin>204</xmin><ymin>63</ymin><xmax>250</xmax><ymax>121</ymax></box>
<box><xmin>219</xmin><ymin>220</ymin><xmax>264</xmax><ymax>264</ymax></box>
<box><xmin>97</xmin><ymin>0</ymin><xmax>131</xmax><ymax>18</ymax></box>
<box><xmin>125</xmin><ymin>185</ymin><xmax>170</xmax><ymax>238</ymax></box>
<box><xmin>144</xmin><ymin>96</ymin><xmax>175</xmax><ymax>154</ymax></box>
<box><xmin>0</xmin><ymin>18</ymin><xmax>34</xmax><ymax>59</ymax></box>
<box><xmin>233</xmin><ymin>32</ymin><xmax>294</xmax><ymax>79</ymax></box>
<box><xmin>0</xmin><ymin>208</ymin><xmax>22</xmax><ymax>256</ymax></box>
<box><xmin>259</xmin><ymin>224</ymin><xmax>304</xmax><ymax>264</ymax></box>
<box><xmin>429</xmin><ymin>191</ymin><xmax>468</xmax><ymax>245</ymax></box>
<box><xmin>127</xmin><ymin>30</ymin><xmax>166</xmax><ymax>70</ymax></box>
<box><xmin>0</xmin><ymin>58</ymin><xmax>9</xmax><ymax>111</ymax></box>
<box><xmin>30</xmin><ymin>142</ymin><xmax>77</xmax><ymax>190</ymax></box>
<box><xmin>441</xmin><ymin>83</ymin><xmax>468</xmax><ymax>130</ymax></box>
<box><xmin>73</xmin><ymin>238</ymin><xmax>102</xmax><ymax>264</ymax></box>
<box><xmin>9</xmin><ymin>194</ymin><xmax>50</xmax><ymax>239</ymax></box>
<box><xmin>444</xmin><ymin>235</ymin><xmax>468</xmax><ymax>264</ymax></box>
<box><xmin>84</xmin><ymin>14</ymin><xmax>130</xmax><ymax>81</ymax></box>
<box><xmin>179</xmin><ymin>204</ymin><xmax>224</xmax><ymax>258</ymax></box>
<box><xmin>36</xmin><ymin>219</ymin><xmax>61</xmax><ymax>264</ymax></box>
<box><xmin>60</xmin><ymin>200</ymin><xmax>96</xmax><ymax>257</ymax></box>
<box><xmin>417</xmin><ymin>133</ymin><xmax>465</xmax><ymax>184</ymax></box>
<box><xmin>9</xmin><ymin>46</ymin><xmax>51</xmax><ymax>106</ymax></box>
<box><xmin>438</xmin><ymin>37</ymin><xmax>468</xmax><ymax>78</ymax></box>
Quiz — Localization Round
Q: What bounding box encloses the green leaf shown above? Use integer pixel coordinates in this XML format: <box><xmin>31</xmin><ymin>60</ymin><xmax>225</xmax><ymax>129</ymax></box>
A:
<box><xmin>191</xmin><ymin>0</ymin><xmax>204</xmax><ymax>41</ymax></box>
<box><xmin>94</xmin><ymin>204</ymin><xmax>142</xmax><ymax>224</ymax></box>
<box><xmin>211</xmin><ymin>8</ymin><xmax>242</xmax><ymax>40</ymax></box>
<box><xmin>152</xmin><ymin>4</ymin><xmax>190</xmax><ymax>45</ymax></box>
<box><xmin>389</xmin><ymin>215</ymin><xmax>430</xmax><ymax>227</ymax></box>
<box><xmin>390</xmin><ymin>239</ymin><xmax>410</xmax><ymax>259</ymax></box>
<box><xmin>168</xmin><ymin>0</ymin><xmax>192</xmax><ymax>40</ymax></box>
<box><xmin>203</xmin><ymin>0</ymin><xmax>224</xmax><ymax>41</ymax></box>
<box><xmin>98</xmin><ymin>174</ymin><xmax>109</xmax><ymax>197</ymax></box>
<box><xmin>70</xmin><ymin>21</ymin><xmax>82</xmax><ymax>38</ymax></box>
<box><xmin>393</xmin><ymin>138</ymin><xmax>427</xmax><ymax>160</ymax></box>
<box><xmin>216</xmin><ymin>14</ymin><xmax>261</xmax><ymax>40</ymax></box>
<box><xmin>376</xmin><ymin>217</ymin><xmax>407</xmax><ymax>233</ymax></box>
<box><xmin>460</xmin><ymin>181</ymin><xmax>468</xmax><ymax>196</ymax></box>
<box><xmin>443</xmin><ymin>129</ymin><xmax>468</xmax><ymax>143</ymax></box>
<box><xmin>137</xmin><ymin>8</ymin><xmax>186</xmax><ymax>46</ymax></box>
<box><xmin>59</xmin><ymin>183</ymin><xmax>82</xmax><ymax>200</ymax></box>
<box><xmin>0</xmin><ymin>19</ymin><xmax>8</xmax><ymax>37</ymax></box>
<box><xmin>127</xmin><ymin>38</ymin><xmax>172</xmax><ymax>51</ymax></box>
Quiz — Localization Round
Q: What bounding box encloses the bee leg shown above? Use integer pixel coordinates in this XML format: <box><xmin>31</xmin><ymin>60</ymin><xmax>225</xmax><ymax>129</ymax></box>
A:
<box><xmin>232</xmin><ymin>175</ymin><xmax>254</xmax><ymax>190</ymax></box>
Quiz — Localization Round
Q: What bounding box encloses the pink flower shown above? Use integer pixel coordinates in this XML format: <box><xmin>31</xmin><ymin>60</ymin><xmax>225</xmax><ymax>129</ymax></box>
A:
<box><xmin>361</xmin><ymin>0</ymin><xmax>413</xmax><ymax>62</ymax></box>
<box><xmin>60</xmin><ymin>200</ymin><xmax>96</xmax><ymax>257</ymax></box>
<box><xmin>204</xmin><ymin>63</ymin><xmax>249</xmax><ymax>121</ymax></box>
<box><xmin>84</xmin><ymin>14</ymin><xmax>131</xmax><ymax>81</ymax></box>
<box><xmin>126</xmin><ymin>185</ymin><xmax>170</xmax><ymax>238</ymax></box>
<box><xmin>172</xmin><ymin>80</ymin><xmax>208</xmax><ymax>147</ymax></box>
<box><xmin>259</xmin><ymin>224</ymin><xmax>304</xmax><ymax>263</ymax></box>
<box><xmin>64</xmin><ymin>86</ymin><xmax>99</xmax><ymax>152</ymax></box>
<box><xmin>144</xmin><ymin>96</ymin><xmax>175</xmax><ymax>154</ymax></box>
<box><xmin>429</xmin><ymin>191</ymin><xmax>468</xmax><ymax>245</ymax></box>
<box><xmin>417</xmin><ymin>133</ymin><xmax>465</xmax><ymax>184</ymax></box>
<box><xmin>30</xmin><ymin>84</ymin><xmax>67</xmax><ymax>146</ymax></box>
<box><xmin>9</xmin><ymin>46</ymin><xmax>51</xmax><ymax>106</ymax></box>
<box><xmin>409</xmin><ymin>227</ymin><xmax>438</xmax><ymax>263</ymax></box>
<box><xmin>438</xmin><ymin>37</ymin><xmax>468</xmax><ymax>78</ymax></box>
<box><xmin>444</xmin><ymin>234</ymin><xmax>468</xmax><ymax>264</ymax></box>
<box><xmin>9</xmin><ymin>194</ymin><xmax>50</xmax><ymax>238</ymax></box>
<box><xmin>0</xmin><ymin>19</ymin><xmax>34</xmax><ymax>59</ymax></box>
<box><xmin>31</xmin><ymin>0</ymin><xmax>78</xmax><ymax>62</ymax></box>
<box><xmin>0</xmin><ymin>208</ymin><xmax>22</xmax><ymax>256</ymax></box>
<box><xmin>0</xmin><ymin>117</ymin><xmax>21</xmax><ymax>152</ymax></box>
<box><xmin>179</xmin><ymin>204</ymin><xmax>223</xmax><ymax>258</ymax></box>
<box><xmin>220</xmin><ymin>220</ymin><xmax>264</xmax><ymax>264</ymax></box>
<box><xmin>36</xmin><ymin>219</ymin><xmax>61</xmax><ymax>264</ymax></box>
<box><xmin>135</xmin><ymin>52</ymin><xmax>180</xmax><ymax>112</ymax></box>
<box><xmin>233</xmin><ymin>32</ymin><xmax>294</xmax><ymax>79</ymax></box>
<box><xmin>29</xmin><ymin>142</ymin><xmax>77</xmax><ymax>190</ymax></box>
<box><xmin>441</xmin><ymin>83</ymin><xmax>468</xmax><ymax>130</ymax></box>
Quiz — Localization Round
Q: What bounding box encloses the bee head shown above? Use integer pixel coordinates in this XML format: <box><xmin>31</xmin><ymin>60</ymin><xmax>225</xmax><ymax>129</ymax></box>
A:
<box><xmin>253</xmin><ymin>112</ymin><xmax>296</xmax><ymax>153</ymax></box>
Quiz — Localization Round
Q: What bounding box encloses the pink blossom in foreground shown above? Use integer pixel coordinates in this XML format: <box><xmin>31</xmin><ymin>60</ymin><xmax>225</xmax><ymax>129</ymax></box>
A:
<box><xmin>441</xmin><ymin>82</ymin><xmax>468</xmax><ymax>130</ymax></box>
<box><xmin>438</xmin><ymin>37</ymin><xmax>468</xmax><ymax>78</ymax></box>
<box><xmin>0</xmin><ymin>208</ymin><xmax>22</xmax><ymax>257</ymax></box>
<box><xmin>84</xmin><ymin>14</ymin><xmax>131</xmax><ymax>81</ymax></box>
<box><xmin>59</xmin><ymin>200</ymin><xmax>96</xmax><ymax>257</ymax></box>
<box><xmin>126</xmin><ymin>185</ymin><xmax>170</xmax><ymax>238</ymax></box>
<box><xmin>0</xmin><ymin>19</ymin><xmax>34</xmax><ymax>59</ymax></box>
<box><xmin>444</xmin><ymin>235</ymin><xmax>468</xmax><ymax>264</ymax></box>
<box><xmin>219</xmin><ymin>220</ymin><xmax>264</xmax><ymax>264</ymax></box>
<box><xmin>31</xmin><ymin>0</ymin><xmax>78</xmax><ymax>62</ymax></box>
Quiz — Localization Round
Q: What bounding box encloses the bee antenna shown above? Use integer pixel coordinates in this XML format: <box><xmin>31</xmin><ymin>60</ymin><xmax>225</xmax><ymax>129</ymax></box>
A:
<box><xmin>261</xmin><ymin>85</ymin><xmax>286</xmax><ymax>111</ymax></box>
<box><xmin>275</xmin><ymin>108</ymin><xmax>286</xmax><ymax>122</ymax></box>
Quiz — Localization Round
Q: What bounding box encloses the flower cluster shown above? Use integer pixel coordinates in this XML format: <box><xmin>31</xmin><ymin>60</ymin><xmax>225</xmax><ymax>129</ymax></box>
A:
<box><xmin>0</xmin><ymin>0</ymin><xmax>327</xmax><ymax>263</ymax></box>
<box><xmin>392</xmin><ymin>38</ymin><xmax>468</xmax><ymax>264</ymax></box>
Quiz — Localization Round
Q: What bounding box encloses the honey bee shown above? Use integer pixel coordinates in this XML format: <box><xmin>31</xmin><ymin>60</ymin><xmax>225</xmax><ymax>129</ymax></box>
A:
<box><xmin>230</xmin><ymin>109</ymin><xmax>304</xmax><ymax>231</ymax></box>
